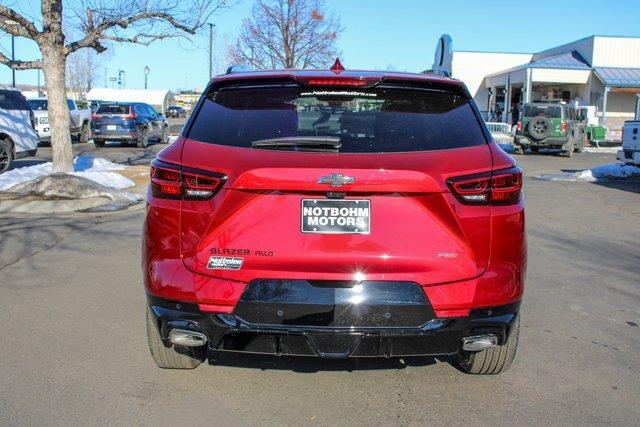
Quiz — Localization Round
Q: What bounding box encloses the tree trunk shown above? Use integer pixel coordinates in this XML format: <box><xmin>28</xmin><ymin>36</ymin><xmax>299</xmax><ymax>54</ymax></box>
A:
<box><xmin>41</xmin><ymin>44</ymin><xmax>73</xmax><ymax>173</ymax></box>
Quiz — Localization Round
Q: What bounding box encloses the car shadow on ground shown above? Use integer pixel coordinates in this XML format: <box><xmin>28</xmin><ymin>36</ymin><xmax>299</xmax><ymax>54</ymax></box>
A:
<box><xmin>591</xmin><ymin>179</ymin><xmax>640</xmax><ymax>194</ymax></box>
<box><xmin>206</xmin><ymin>351</ymin><xmax>456</xmax><ymax>373</ymax></box>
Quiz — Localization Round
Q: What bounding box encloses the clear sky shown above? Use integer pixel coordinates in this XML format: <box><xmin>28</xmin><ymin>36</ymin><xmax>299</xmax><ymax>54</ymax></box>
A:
<box><xmin>1</xmin><ymin>0</ymin><xmax>639</xmax><ymax>91</ymax></box>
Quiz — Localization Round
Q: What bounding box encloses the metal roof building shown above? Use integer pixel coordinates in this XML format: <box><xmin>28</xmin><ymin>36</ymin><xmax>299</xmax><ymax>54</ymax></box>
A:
<box><xmin>85</xmin><ymin>88</ymin><xmax>174</xmax><ymax>113</ymax></box>
<box><xmin>452</xmin><ymin>35</ymin><xmax>640</xmax><ymax>138</ymax></box>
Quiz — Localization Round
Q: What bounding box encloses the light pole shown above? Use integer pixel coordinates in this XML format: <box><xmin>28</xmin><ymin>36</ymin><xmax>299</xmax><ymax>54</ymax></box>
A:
<box><xmin>208</xmin><ymin>23</ymin><xmax>215</xmax><ymax>80</ymax></box>
<box><xmin>143</xmin><ymin>66</ymin><xmax>150</xmax><ymax>89</ymax></box>
<box><xmin>11</xmin><ymin>35</ymin><xmax>15</xmax><ymax>87</ymax></box>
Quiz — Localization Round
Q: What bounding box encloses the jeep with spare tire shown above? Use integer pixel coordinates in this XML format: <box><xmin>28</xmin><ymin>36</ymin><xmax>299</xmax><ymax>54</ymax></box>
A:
<box><xmin>514</xmin><ymin>101</ymin><xmax>586</xmax><ymax>157</ymax></box>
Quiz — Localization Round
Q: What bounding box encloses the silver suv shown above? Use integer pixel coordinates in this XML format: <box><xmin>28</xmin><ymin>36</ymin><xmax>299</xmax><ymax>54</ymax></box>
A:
<box><xmin>0</xmin><ymin>87</ymin><xmax>39</xmax><ymax>173</ymax></box>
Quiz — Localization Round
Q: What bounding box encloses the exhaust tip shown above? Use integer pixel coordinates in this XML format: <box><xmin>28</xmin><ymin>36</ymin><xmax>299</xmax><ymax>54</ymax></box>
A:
<box><xmin>461</xmin><ymin>334</ymin><xmax>498</xmax><ymax>351</ymax></box>
<box><xmin>168</xmin><ymin>329</ymin><xmax>208</xmax><ymax>347</ymax></box>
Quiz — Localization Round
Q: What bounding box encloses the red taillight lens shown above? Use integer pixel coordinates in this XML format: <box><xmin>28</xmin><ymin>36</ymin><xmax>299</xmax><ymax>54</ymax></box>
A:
<box><xmin>516</xmin><ymin>121</ymin><xmax>522</xmax><ymax>132</ymax></box>
<box><xmin>447</xmin><ymin>166</ymin><xmax>522</xmax><ymax>206</ymax></box>
<box><xmin>123</xmin><ymin>112</ymin><xmax>137</xmax><ymax>120</ymax></box>
<box><xmin>91</xmin><ymin>113</ymin><xmax>100</xmax><ymax>121</ymax></box>
<box><xmin>561</xmin><ymin>120</ymin><xmax>568</xmax><ymax>133</ymax></box>
<box><xmin>306</xmin><ymin>78</ymin><xmax>369</xmax><ymax>86</ymax></box>
<box><xmin>150</xmin><ymin>160</ymin><xmax>226</xmax><ymax>200</ymax></box>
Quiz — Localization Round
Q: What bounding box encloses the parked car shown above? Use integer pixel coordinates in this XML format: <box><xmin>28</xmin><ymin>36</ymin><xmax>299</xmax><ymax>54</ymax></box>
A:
<box><xmin>28</xmin><ymin>97</ymin><xmax>92</xmax><ymax>143</ymax></box>
<box><xmin>618</xmin><ymin>120</ymin><xmax>640</xmax><ymax>165</ymax></box>
<box><xmin>514</xmin><ymin>101</ymin><xmax>586</xmax><ymax>156</ymax></box>
<box><xmin>91</xmin><ymin>102</ymin><xmax>169</xmax><ymax>148</ymax></box>
<box><xmin>143</xmin><ymin>68</ymin><xmax>526</xmax><ymax>374</ymax></box>
<box><xmin>165</xmin><ymin>105</ymin><xmax>187</xmax><ymax>118</ymax></box>
<box><xmin>0</xmin><ymin>87</ymin><xmax>38</xmax><ymax>173</ymax></box>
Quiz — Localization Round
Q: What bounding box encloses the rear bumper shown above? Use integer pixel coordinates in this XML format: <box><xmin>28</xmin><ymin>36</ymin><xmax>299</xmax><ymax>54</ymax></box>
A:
<box><xmin>515</xmin><ymin>136</ymin><xmax>568</xmax><ymax>147</ymax></box>
<box><xmin>147</xmin><ymin>292</ymin><xmax>521</xmax><ymax>359</ymax></box>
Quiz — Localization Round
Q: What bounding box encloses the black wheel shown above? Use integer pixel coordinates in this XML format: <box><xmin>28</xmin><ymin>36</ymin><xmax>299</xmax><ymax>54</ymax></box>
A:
<box><xmin>136</xmin><ymin>127</ymin><xmax>149</xmax><ymax>148</ymax></box>
<box><xmin>160</xmin><ymin>125</ymin><xmax>170</xmax><ymax>144</ymax></box>
<box><xmin>527</xmin><ymin>116</ymin><xmax>551</xmax><ymax>140</ymax></box>
<box><xmin>458</xmin><ymin>317</ymin><xmax>520</xmax><ymax>375</ymax></box>
<box><xmin>530</xmin><ymin>146</ymin><xmax>539</xmax><ymax>153</ymax></box>
<box><xmin>0</xmin><ymin>138</ymin><xmax>13</xmax><ymax>173</ymax></box>
<box><xmin>146</xmin><ymin>307</ymin><xmax>205</xmax><ymax>369</ymax></box>
<box><xmin>79</xmin><ymin>122</ymin><xmax>91</xmax><ymax>143</ymax></box>
<box><xmin>93</xmin><ymin>139</ymin><xmax>105</xmax><ymax>148</ymax></box>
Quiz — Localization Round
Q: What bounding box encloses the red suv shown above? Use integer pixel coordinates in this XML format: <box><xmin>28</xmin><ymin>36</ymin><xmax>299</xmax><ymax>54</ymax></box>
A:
<box><xmin>143</xmin><ymin>68</ymin><xmax>526</xmax><ymax>374</ymax></box>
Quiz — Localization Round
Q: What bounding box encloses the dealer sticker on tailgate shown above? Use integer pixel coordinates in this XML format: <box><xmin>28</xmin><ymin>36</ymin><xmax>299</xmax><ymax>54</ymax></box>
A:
<box><xmin>301</xmin><ymin>199</ymin><xmax>370</xmax><ymax>234</ymax></box>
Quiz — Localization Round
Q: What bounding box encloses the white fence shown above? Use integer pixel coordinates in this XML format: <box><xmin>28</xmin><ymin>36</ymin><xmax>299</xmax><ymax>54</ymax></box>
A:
<box><xmin>485</xmin><ymin>122</ymin><xmax>514</xmax><ymax>145</ymax></box>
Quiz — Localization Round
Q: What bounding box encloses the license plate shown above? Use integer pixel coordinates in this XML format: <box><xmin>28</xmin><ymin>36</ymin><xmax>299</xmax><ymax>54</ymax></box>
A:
<box><xmin>106</xmin><ymin>125</ymin><xmax>117</xmax><ymax>131</ymax></box>
<box><xmin>301</xmin><ymin>199</ymin><xmax>370</xmax><ymax>234</ymax></box>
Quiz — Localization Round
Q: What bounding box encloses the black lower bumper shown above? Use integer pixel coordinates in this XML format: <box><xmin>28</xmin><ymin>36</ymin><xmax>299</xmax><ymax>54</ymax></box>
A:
<box><xmin>147</xmin><ymin>280</ymin><xmax>520</xmax><ymax>359</ymax></box>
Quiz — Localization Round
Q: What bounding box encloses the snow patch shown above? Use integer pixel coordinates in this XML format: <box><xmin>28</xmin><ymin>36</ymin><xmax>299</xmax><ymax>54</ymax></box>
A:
<box><xmin>0</xmin><ymin>155</ymin><xmax>132</xmax><ymax>191</ymax></box>
<box><xmin>535</xmin><ymin>163</ymin><xmax>640</xmax><ymax>182</ymax></box>
<box><xmin>583</xmin><ymin>146</ymin><xmax>621</xmax><ymax>154</ymax></box>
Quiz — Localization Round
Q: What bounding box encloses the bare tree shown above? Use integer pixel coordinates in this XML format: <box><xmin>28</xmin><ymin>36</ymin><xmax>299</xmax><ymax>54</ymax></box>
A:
<box><xmin>0</xmin><ymin>0</ymin><xmax>230</xmax><ymax>173</ymax></box>
<box><xmin>230</xmin><ymin>0</ymin><xmax>342</xmax><ymax>70</ymax></box>
<box><xmin>67</xmin><ymin>48</ymin><xmax>102</xmax><ymax>99</ymax></box>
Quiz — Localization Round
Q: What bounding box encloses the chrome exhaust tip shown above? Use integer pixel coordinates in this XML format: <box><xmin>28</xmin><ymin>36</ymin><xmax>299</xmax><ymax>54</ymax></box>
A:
<box><xmin>461</xmin><ymin>334</ymin><xmax>498</xmax><ymax>351</ymax></box>
<box><xmin>168</xmin><ymin>329</ymin><xmax>208</xmax><ymax>347</ymax></box>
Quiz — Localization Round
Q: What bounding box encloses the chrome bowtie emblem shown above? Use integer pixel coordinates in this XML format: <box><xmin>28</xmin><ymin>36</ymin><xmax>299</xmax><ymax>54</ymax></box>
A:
<box><xmin>318</xmin><ymin>173</ymin><xmax>356</xmax><ymax>188</ymax></box>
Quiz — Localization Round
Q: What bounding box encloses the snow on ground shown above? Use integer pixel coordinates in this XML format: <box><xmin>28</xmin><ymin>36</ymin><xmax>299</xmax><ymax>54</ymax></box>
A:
<box><xmin>0</xmin><ymin>155</ymin><xmax>133</xmax><ymax>191</ymax></box>
<box><xmin>535</xmin><ymin>163</ymin><xmax>640</xmax><ymax>182</ymax></box>
<box><xmin>583</xmin><ymin>146</ymin><xmax>621</xmax><ymax>154</ymax></box>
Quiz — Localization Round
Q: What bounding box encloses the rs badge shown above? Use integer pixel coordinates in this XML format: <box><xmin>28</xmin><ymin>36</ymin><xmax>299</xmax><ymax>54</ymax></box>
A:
<box><xmin>207</xmin><ymin>256</ymin><xmax>244</xmax><ymax>270</ymax></box>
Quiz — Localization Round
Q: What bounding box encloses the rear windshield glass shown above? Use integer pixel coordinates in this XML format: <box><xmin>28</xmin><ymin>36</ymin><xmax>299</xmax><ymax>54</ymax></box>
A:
<box><xmin>0</xmin><ymin>90</ymin><xmax>29</xmax><ymax>111</ymax></box>
<box><xmin>28</xmin><ymin>99</ymin><xmax>48</xmax><ymax>110</ymax></box>
<box><xmin>187</xmin><ymin>85</ymin><xmax>486</xmax><ymax>153</ymax></box>
<box><xmin>96</xmin><ymin>104</ymin><xmax>131</xmax><ymax>114</ymax></box>
<box><xmin>523</xmin><ymin>104</ymin><xmax>562</xmax><ymax>118</ymax></box>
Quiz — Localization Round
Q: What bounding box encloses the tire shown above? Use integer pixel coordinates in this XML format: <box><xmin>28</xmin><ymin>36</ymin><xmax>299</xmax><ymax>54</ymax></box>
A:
<box><xmin>458</xmin><ymin>317</ymin><xmax>520</xmax><ymax>375</ymax></box>
<box><xmin>527</xmin><ymin>116</ymin><xmax>551</xmax><ymax>140</ymax></box>
<box><xmin>93</xmin><ymin>139</ymin><xmax>105</xmax><ymax>148</ymax></box>
<box><xmin>0</xmin><ymin>138</ymin><xmax>14</xmax><ymax>174</ymax></box>
<box><xmin>160</xmin><ymin>125</ymin><xmax>170</xmax><ymax>144</ymax></box>
<box><xmin>136</xmin><ymin>127</ymin><xmax>149</xmax><ymax>148</ymax></box>
<box><xmin>79</xmin><ymin>122</ymin><xmax>91</xmax><ymax>143</ymax></box>
<box><xmin>146</xmin><ymin>307</ymin><xmax>205</xmax><ymax>369</ymax></box>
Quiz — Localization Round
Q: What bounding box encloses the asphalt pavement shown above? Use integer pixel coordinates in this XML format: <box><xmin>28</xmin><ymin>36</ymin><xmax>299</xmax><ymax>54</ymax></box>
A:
<box><xmin>1</xmin><ymin>148</ymin><xmax>639</xmax><ymax>425</ymax></box>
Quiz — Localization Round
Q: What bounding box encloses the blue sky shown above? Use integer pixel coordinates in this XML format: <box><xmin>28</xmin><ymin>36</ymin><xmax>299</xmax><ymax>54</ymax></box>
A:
<box><xmin>1</xmin><ymin>0</ymin><xmax>639</xmax><ymax>91</ymax></box>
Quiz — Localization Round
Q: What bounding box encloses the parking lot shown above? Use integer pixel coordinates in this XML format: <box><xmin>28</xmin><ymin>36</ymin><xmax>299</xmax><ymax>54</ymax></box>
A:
<box><xmin>1</xmin><ymin>146</ymin><xmax>639</xmax><ymax>425</ymax></box>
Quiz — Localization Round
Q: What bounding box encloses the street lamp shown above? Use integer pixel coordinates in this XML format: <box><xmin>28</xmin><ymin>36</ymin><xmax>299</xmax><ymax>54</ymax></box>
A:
<box><xmin>143</xmin><ymin>66</ymin><xmax>150</xmax><ymax>89</ymax></box>
<box><xmin>208</xmin><ymin>23</ymin><xmax>215</xmax><ymax>80</ymax></box>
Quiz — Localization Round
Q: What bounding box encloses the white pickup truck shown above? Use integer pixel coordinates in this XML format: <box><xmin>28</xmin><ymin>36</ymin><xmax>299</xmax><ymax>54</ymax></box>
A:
<box><xmin>618</xmin><ymin>121</ymin><xmax>640</xmax><ymax>166</ymax></box>
<box><xmin>28</xmin><ymin>98</ymin><xmax>92</xmax><ymax>143</ymax></box>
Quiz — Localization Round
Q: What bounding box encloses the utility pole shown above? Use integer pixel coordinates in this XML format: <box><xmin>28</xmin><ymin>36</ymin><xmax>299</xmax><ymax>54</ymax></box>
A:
<box><xmin>11</xmin><ymin>35</ymin><xmax>15</xmax><ymax>87</ymax></box>
<box><xmin>208</xmin><ymin>23</ymin><xmax>215</xmax><ymax>80</ymax></box>
<box><xmin>37</xmin><ymin>69</ymin><xmax>40</xmax><ymax>95</ymax></box>
<box><xmin>143</xmin><ymin>66</ymin><xmax>150</xmax><ymax>89</ymax></box>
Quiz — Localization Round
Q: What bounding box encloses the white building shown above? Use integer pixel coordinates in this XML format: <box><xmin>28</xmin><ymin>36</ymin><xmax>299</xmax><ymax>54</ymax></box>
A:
<box><xmin>85</xmin><ymin>88</ymin><xmax>175</xmax><ymax>113</ymax></box>
<box><xmin>452</xmin><ymin>35</ymin><xmax>640</xmax><ymax>137</ymax></box>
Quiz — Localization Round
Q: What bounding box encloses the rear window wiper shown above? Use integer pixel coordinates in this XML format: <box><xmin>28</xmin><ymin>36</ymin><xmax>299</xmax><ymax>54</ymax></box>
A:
<box><xmin>251</xmin><ymin>136</ymin><xmax>341</xmax><ymax>152</ymax></box>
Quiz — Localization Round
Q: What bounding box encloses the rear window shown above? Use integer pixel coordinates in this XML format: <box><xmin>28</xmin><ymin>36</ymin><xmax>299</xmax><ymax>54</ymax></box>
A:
<box><xmin>187</xmin><ymin>85</ymin><xmax>486</xmax><ymax>153</ymax></box>
<box><xmin>28</xmin><ymin>99</ymin><xmax>48</xmax><ymax>110</ymax></box>
<box><xmin>0</xmin><ymin>90</ymin><xmax>30</xmax><ymax>111</ymax></box>
<box><xmin>523</xmin><ymin>104</ymin><xmax>562</xmax><ymax>119</ymax></box>
<box><xmin>96</xmin><ymin>104</ymin><xmax>131</xmax><ymax>114</ymax></box>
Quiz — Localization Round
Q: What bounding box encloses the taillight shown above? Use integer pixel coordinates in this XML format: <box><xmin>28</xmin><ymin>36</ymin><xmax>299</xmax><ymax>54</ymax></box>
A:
<box><xmin>123</xmin><ymin>112</ymin><xmax>137</xmax><ymax>120</ymax></box>
<box><xmin>91</xmin><ymin>113</ymin><xmax>100</xmax><ymax>121</ymax></box>
<box><xmin>150</xmin><ymin>159</ymin><xmax>226</xmax><ymax>200</ymax></box>
<box><xmin>307</xmin><ymin>78</ymin><xmax>369</xmax><ymax>86</ymax></box>
<box><xmin>447</xmin><ymin>166</ymin><xmax>522</xmax><ymax>206</ymax></box>
<box><xmin>561</xmin><ymin>120</ymin><xmax>568</xmax><ymax>133</ymax></box>
<box><xmin>516</xmin><ymin>121</ymin><xmax>522</xmax><ymax>132</ymax></box>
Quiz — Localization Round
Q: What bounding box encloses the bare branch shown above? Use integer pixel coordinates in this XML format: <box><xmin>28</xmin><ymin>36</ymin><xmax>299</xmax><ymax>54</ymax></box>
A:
<box><xmin>0</xmin><ymin>52</ymin><xmax>42</xmax><ymax>69</ymax></box>
<box><xmin>0</xmin><ymin>5</ymin><xmax>40</xmax><ymax>39</ymax></box>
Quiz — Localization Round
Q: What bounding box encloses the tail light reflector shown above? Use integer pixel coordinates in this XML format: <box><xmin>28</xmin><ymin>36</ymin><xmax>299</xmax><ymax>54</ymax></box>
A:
<box><xmin>91</xmin><ymin>113</ymin><xmax>101</xmax><ymax>121</ymax></box>
<box><xmin>561</xmin><ymin>120</ymin><xmax>568</xmax><ymax>133</ymax></box>
<box><xmin>150</xmin><ymin>160</ymin><xmax>226</xmax><ymax>200</ymax></box>
<box><xmin>447</xmin><ymin>166</ymin><xmax>522</xmax><ymax>206</ymax></box>
<box><xmin>123</xmin><ymin>112</ymin><xmax>137</xmax><ymax>120</ymax></box>
<box><xmin>516</xmin><ymin>121</ymin><xmax>522</xmax><ymax>132</ymax></box>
